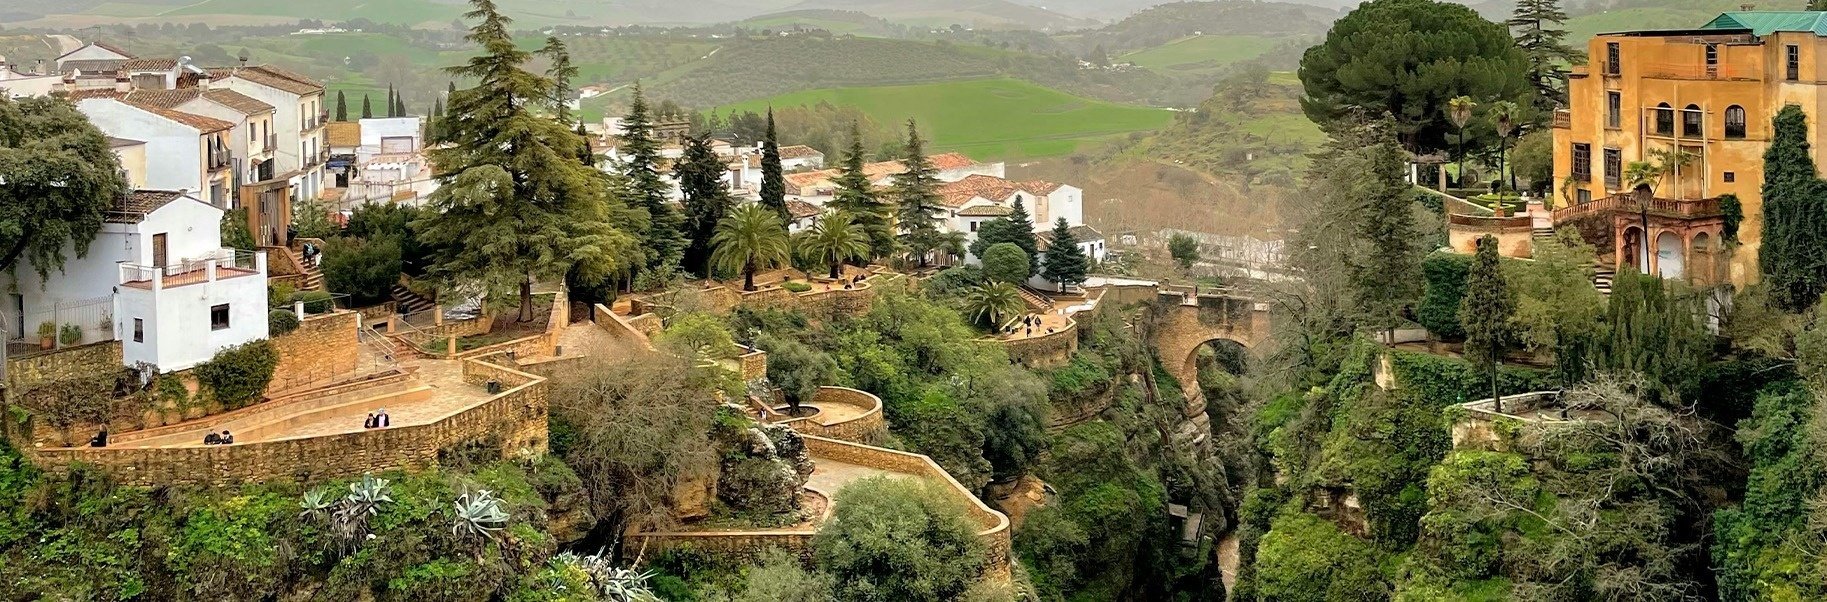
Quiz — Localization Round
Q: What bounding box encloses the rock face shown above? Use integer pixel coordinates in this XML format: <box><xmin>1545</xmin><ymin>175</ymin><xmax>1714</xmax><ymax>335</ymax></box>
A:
<box><xmin>712</xmin><ymin>405</ymin><xmax>814</xmax><ymax>516</ymax></box>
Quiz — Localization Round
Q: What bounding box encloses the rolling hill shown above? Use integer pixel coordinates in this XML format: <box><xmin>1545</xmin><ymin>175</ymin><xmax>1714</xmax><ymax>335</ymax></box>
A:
<box><xmin>1119</xmin><ymin>34</ymin><xmax>1285</xmax><ymax>78</ymax></box>
<box><xmin>782</xmin><ymin>0</ymin><xmax>1095</xmax><ymax>29</ymax></box>
<box><xmin>714</xmin><ymin>77</ymin><xmax>1175</xmax><ymax>160</ymax></box>
<box><xmin>1062</xmin><ymin>1</ymin><xmax>1339</xmax><ymax>54</ymax></box>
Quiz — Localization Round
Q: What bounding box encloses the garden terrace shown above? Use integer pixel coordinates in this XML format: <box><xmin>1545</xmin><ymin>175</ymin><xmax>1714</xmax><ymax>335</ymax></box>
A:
<box><xmin>757</xmin><ymin>386</ymin><xmax>887</xmax><ymax>442</ymax></box>
<box><xmin>1451</xmin><ymin>391</ymin><xmax>1611</xmax><ymax>451</ymax></box>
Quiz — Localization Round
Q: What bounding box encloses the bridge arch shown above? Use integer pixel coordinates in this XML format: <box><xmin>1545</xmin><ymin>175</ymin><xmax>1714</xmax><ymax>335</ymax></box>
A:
<box><xmin>1147</xmin><ymin>290</ymin><xmax>1271</xmax><ymax>415</ymax></box>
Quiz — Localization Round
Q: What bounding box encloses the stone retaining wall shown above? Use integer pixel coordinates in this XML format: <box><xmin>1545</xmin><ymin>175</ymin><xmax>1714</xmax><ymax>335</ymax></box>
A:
<box><xmin>995</xmin><ymin>317</ymin><xmax>1078</xmax><ymax>368</ymax></box>
<box><xmin>108</xmin><ymin>370</ymin><xmax>414</xmax><ymax>446</ymax></box>
<box><xmin>28</xmin><ymin>359</ymin><xmax>547</xmax><ymax>487</ymax></box>
<box><xmin>270</xmin><ymin>311</ymin><xmax>359</xmax><ymax>393</ymax></box>
<box><xmin>737</xmin><ymin>347</ymin><xmax>768</xmax><ymax>381</ymax></box>
<box><xmin>6</xmin><ymin>340</ymin><xmax>121</xmax><ymax>392</ymax></box>
<box><xmin>775</xmin><ymin>387</ymin><xmax>885</xmax><ymax>442</ymax></box>
<box><xmin>799</xmin><ymin>435</ymin><xmax>1013</xmax><ymax>581</ymax></box>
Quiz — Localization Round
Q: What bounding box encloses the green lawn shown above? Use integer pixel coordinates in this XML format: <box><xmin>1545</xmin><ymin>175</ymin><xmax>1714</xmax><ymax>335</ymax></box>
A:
<box><xmin>714</xmin><ymin>78</ymin><xmax>1176</xmax><ymax>161</ymax></box>
<box><xmin>161</xmin><ymin>0</ymin><xmax>457</xmax><ymax>25</ymax></box>
<box><xmin>1121</xmin><ymin>35</ymin><xmax>1281</xmax><ymax>77</ymax></box>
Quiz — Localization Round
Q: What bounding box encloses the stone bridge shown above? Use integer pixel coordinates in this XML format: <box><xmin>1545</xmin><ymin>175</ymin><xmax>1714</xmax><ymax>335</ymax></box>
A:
<box><xmin>1146</xmin><ymin>287</ymin><xmax>1271</xmax><ymax>419</ymax></box>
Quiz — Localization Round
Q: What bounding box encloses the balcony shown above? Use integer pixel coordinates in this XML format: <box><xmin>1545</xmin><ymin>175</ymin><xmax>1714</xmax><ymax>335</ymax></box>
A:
<box><xmin>1643</xmin><ymin>62</ymin><xmax>1756</xmax><ymax>81</ymax></box>
<box><xmin>301</xmin><ymin>111</ymin><xmax>329</xmax><ymax>133</ymax></box>
<box><xmin>263</xmin><ymin>133</ymin><xmax>277</xmax><ymax>153</ymax></box>
<box><xmin>119</xmin><ymin>249</ymin><xmax>266</xmax><ymax>291</ymax></box>
<box><xmin>1552</xmin><ymin>109</ymin><xmax>1570</xmax><ymax>129</ymax></box>
<box><xmin>1552</xmin><ymin>193</ymin><xmax>1723</xmax><ymax>224</ymax></box>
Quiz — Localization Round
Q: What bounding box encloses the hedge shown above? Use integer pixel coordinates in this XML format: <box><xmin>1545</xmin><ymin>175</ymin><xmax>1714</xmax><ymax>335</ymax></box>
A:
<box><xmin>1417</xmin><ymin>252</ymin><xmax>1471</xmax><ymax>341</ymax></box>
<box><xmin>192</xmin><ymin>340</ymin><xmax>279</xmax><ymax>410</ymax></box>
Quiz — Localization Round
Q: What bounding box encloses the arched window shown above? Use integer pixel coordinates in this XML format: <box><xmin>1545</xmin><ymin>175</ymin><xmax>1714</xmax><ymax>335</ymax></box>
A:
<box><xmin>1725</xmin><ymin>105</ymin><xmax>1747</xmax><ymax>139</ymax></box>
<box><xmin>1682</xmin><ymin>104</ymin><xmax>1703</xmax><ymax>138</ymax></box>
<box><xmin>1655</xmin><ymin>103</ymin><xmax>1674</xmax><ymax>136</ymax></box>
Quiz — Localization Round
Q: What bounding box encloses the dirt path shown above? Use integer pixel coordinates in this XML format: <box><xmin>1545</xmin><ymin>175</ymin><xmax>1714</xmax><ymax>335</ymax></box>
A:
<box><xmin>47</xmin><ymin>34</ymin><xmax>82</xmax><ymax>56</ymax></box>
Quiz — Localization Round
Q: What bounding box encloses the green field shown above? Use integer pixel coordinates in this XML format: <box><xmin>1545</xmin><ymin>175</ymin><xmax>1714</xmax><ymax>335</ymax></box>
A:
<box><xmin>1120</xmin><ymin>35</ymin><xmax>1280</xmax><ymax>77</ymax></box>
<box><xmin>162</xmin><ymin>0</ymin><xmax>456</xmax><ymax>26</ymax></box>
<box><xmin>714</xmin><ymin>77</ymin><xmax>1174</xmax><ymax>160</ymax></box>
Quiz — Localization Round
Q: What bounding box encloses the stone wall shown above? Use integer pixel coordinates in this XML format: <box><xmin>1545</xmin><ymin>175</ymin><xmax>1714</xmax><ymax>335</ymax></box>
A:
<box><xmin>796</xmin><ymin>285</ymin><xmax>875</xmax><ymax>319</ymax></box>
<box><xmin>269</xmin><ymin>311</ymin><xmax>359</xmax><ymax>393</ymax></box>
<box><xmin>6</xmin><ymin>340</ymin><xmax>122</xmax><ymax>392</ymax></box>
<box><xmin>776</xmin><ymin>387</ymin><xmax>885</xmax><ymax>442</ymax></box>
<box><xmin>107</xmin><ymin>370</ymin><xmax>414</xmax><ymax>447</ymax></box>
<box><xmin>996</xmin><ymin>318</ymin><xmax>1078</xmax><ymax>368</ymax></box>
<box><xmin>353</xmin><ymin>302</ymin><xmax>397</xmax><ymax>325</ymax></box>
<box><xmin>800</xmin><ymin>436</ymin><xmax>1013</xmax><ymax>581</ymax></box>
<box><xmin>29</xmin><ymin>359</ymin><xmax>547</xmax><ymax>487</ymax></box>
<box><xmin>737</xmin><ymin>347</ymin><xmax>768</xmax><ymax>382</ymax></box>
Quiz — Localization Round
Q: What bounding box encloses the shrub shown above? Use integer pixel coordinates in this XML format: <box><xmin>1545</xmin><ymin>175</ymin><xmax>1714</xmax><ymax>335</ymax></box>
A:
<box><xmin>267</xmin><ymin>282</ymin><xmax>297</xmax><ymax>309</ymax></box>
<box><xmin>982</xmin><ymin>243</ymin><xmax>1031</xmax><ymax>285</ymax></box>
<box><xmin>781</xmin><ymin>281</ymin><xmax>812</xmax><ymax>293</ymax></box>
<box><xmin>58</xmin><ymin>324</ymin><xmax>82</xmax><ymax>346</ymax></box>
<box><xmin>813</xmin><ymin>476</ymin><xmax>987</xmax><ymax>602</ymax></box>
<box><xmin>290</xmin><ymin>290</ymin><xmax>336</xmax><ymax>315</ymax></box>
<box><xmin>192</xmin><ymin>340</ymin><xmax>279</xmax><ymax>409</ymax></box>
<box><xmin>268</xmin><ymin>309</ymin><xmax>300</xmax><ymax>335</ymax></box>
<box><xmin>759</xmin><ymin>334</ymin><xmax>837</xmax><ymax>407</ymax></box>
<box><xmin>1417</xmin><ymin>252</ymin><xmax>1471</xmax><ymax>341</ymax></box>
<box><xmin>319</xmin><ymin>235</ymin><xmax>402</xmax><ymax>307</ymax></box>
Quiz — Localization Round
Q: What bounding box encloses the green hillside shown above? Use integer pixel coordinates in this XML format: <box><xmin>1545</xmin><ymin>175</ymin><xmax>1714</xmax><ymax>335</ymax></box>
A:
<box><xmin>713</xmin><ymin>78</ymin><xmax>1175</xmax><ymax>160</ymax></box>
<box><xmin>1120</xmin><ymin>35</ymin><xmax>1282</xmax><ymax>77</ymax></box>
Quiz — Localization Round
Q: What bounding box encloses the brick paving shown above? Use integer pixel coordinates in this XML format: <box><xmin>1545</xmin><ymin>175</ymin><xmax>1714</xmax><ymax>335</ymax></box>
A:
<box><xmin>275</xmin><ymin>358</ymin><xmax>487</xmax><ymax>440</ymax></box>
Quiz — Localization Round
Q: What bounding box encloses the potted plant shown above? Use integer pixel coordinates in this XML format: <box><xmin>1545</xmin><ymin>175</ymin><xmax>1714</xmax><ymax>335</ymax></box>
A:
<box><xmin>37</xmin><ymin>321</ymin><xmax>55</xmax><ymax>349</ymax></box>
<box><xmin>59</xmin><ymin>323</ymin><xmax>83</xmax><ymax>347</ymax></box>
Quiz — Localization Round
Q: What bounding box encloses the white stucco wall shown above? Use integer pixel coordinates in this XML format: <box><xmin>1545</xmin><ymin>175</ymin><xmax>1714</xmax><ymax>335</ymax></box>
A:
<box><xmin>115</xmin><ymin>263</ymin><xmax>268</xmax><ymax>371</ymax></box>
<box><xmin>77</xmin><ymin>98</ymin><xmax>205</xmax><ymax>193</ymax></box>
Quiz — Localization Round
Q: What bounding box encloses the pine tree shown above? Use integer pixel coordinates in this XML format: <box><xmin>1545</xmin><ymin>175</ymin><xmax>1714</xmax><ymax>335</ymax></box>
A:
<box><xmin>361</xmin><ymin>94</ymin><xmax>373</xmax><ymax>119</ymax></box>
<box><xmin>1759</xmin><ymin>104</ymin><xmax>1827</xmax><ymax>312</ymax></box>
<box><xmin>429</xmin><ymin>97</ymin><xmax>443</xmax><ymax>140</ymax></box>
<box><xmin>968</xmin><ymin>199</ymin><xmax>1039</xmax><ymax>276</ymax></box>
<box><xmin>759</xmin><ymin>108</ymin><xmax>788</xmax><ymax>223</ymax></box>
<box><xmin>574</xmin><ymin>121</ymin><xmax>593</xmax><ymax>165</ymax></box>
<box><xmin>677</xmin><ymin>134</ymin><xmax>735</xmax><ymax>276</ymax></box>
<box><xmin>829</xmin><ymin>122</ymin><xmax>894</xmax><ymax>260</ymax></box>
<box><xmin>1459</xmin><ymin>235</ymin><xmax>1515</xmax><ymax>410</ymax></box>
<box><xmin>1507</xmin><ymin>0</ymin><xmax>1581</xmax><ymax>111</ymax></box>
<box><xmin>891</xmin><ymin>119</ymin><xmax>945</xmax><ymax>266</ymax></box>
<box><xmin>1042</xmin><ymin>217</ymin><xmax>1089</xmax><ymax>290</ymax></box>
<box><xmin>621</xmin><ymin>82</ymin><xmax>686</xmax><ymax>274</ymax></box>
<box><xmin>416</xmin><ymin>0</ymin><xmax>638</xmax><ymax>321</ymax></box>
<box><xmin>539</xmin><ymin>36</ymin><xmax>576</xmax><ymax>123</ymax></box>
<box><xmin>335</xmin><ymin>90</ymin><xmax>348</xmax><ymax>121</ymax></box>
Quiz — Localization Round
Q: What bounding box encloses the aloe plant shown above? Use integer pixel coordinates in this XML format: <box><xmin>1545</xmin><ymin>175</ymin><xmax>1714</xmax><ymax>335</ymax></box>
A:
<box><xmin>298</xmin><ymin>487</ymin><xmax>334</xmax><ymax>520</ymax></box>
<box><xmin>451</xmin><ymin>488</ymin><xmax>510</xmax><ymax>539</ymax></box>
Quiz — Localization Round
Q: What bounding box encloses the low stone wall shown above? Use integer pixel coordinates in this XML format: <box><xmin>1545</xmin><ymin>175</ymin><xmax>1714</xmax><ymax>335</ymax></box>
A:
<box><xmin>800</xmin><ymin>436</ymin><xmax>1013</xmax><ymax>581</ymax></box>
<box><xmin>108</xmin><ymin>370</ymin><xmax>414</xmax><ymax>446</ymax></box>
<box><xmin>627</xmin><ymin>530</ymin><xmax>818</xmax><ymax>564</ymax></box>
<box><xmin>29</xmin><ymin>359</ymin><xmax>547</xmax><ymax>487</ymax></box>
<box><xmin>515</xmin><ymin>354</ymin><xmax>585</xmax><ymax>379</ymax></box>
<box><xmin>776</xmin><ymin>387</ymin><xmax>886</xmax><ymax>443</ymax></box>
<box><xmin>996</xmin><ymin>317</ymin><xmax>1078</xmax><ymax>368</ymax></box>
<box><xmin>270</xmin><ymin>311</ymin><xmax>359</xmax><ymax>393</ymax></box>
<box><xmin>737</xmin><ymin>347</ymin><xmax>768</xmax><ymax>381</ymax></box>
<box><xmin>627</xmin><ymin>313</ymin><xmax>663</xmax><ymax>340</ymax></box>
<box><xmin>6</xmin><ymin>340</ymin><xmax>122</xmax><ymax>392</ymax></box>
<box><xmin>796</xmin><ymin>285</ymin><xmax>875</xmax><ymax>318</ymax></box>
<box><xmin>353</xmin><ymin>301</ymin><xmax>397</xmax><ymax>324</ymax></box>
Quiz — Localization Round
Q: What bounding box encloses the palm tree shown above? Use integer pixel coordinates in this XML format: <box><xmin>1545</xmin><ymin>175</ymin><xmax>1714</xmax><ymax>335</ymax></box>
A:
<box><xmin>936</xmin><ymin>231</ymin><xmax>968</xmax><ymax>266</ymax></box>
<box><xmin>1490</xmin><ymin>101</ymin><xmax>1520</xmax><ymax>193</ymax></box>
<box><xmin>1646</xmin><ymin>146</ymin><xmax>1697</xmax><ymax>199</ymax></box>
<box><xmin>1448</xmin><ymin>96</ymin><xmax>1476</xmax><ymax>187</ymax></box>
<box><xmin>795</xmin><ymin>209</ymin><xmax>870</xmax><ymax>279</ymax></box>
<box><xmin>1623</xmin><ymin>160</ymin><xmax>1663</xmax><ymax>272</ymax></box>
<box><xmin>964</xmin><ymin>282</ymin><xmax>1025</xmax><ymax>329</ymax></box>
<box><xmin>711</xmin><ymin>204</ymin><xmax>792</xmax><ymax>292</ymax></box>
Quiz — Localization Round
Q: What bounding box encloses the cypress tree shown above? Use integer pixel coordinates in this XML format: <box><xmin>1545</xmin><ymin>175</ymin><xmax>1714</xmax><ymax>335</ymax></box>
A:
<box><xmin>891</xmin><ymin>119</ymin><xmax>945</xmax><ymax>266</ymax></box>
<box><xmin>361</xmin><ymin>94</ymin><xmax>373</xmax><ymax>119</ymax></box>
<box><xmin>759</xmin><ymin>108</ymin><xmax>788</xmax><ymax>223</ymax></box>
<box><xmin>1042</xmin><ymin>217</ymin><xmax>1089</xmax><ymax>290</ymax></box>
<box><xmin>1459</xmin><ymin>235</ymin><xmax>1515</xmax><ymax>410</ymax></box>
<box><xmin>621</xmin><ymin>82</ymin><xmax>687</xmax><ymax>274</ymax></box>
<box><xmin>386</xmin><ymin>84</ymin><xmax>397</xmax><ymax>117</ymax></box>
<box><xmin>829</xmin><ymin>122</ymin><xmax>894</xmax><ymax>260</ymax></box>
<box><xmin>1759</xmin><ymin>104</ymin><xmax>1827</xmax><ymax>312</ymax></box>
<box><xmin>1506</xmin><ymin>0</ymin><xmax>1580</xmax><ymax>111</ymax></box>
<box><xmin>429</xmin><ymin>98</ymin><xmax>443</xmax><ymax>140</ymax></box>
<box><xmin>1347</xmin><ymin>125</ymin><xmax>1424</xmax><ymax>342</ymax></box>
<box><xmin>393</xmin><ymin>94</ymin><xmax>406</xmax><ymax>119</ymax></box>
<box><xmin>677</xmin><ymin>134</ymin><xmax>735</xmax><ymax>276</ymax></box>
<box><xmin>416</xmin><ymin>0</ymin><xmax>638</xmax><ymax>322</ymax></box>
<box><xmin>335</xmin><ymin>90</ymin><xmax>348</xmax><ymax>121</ymax></box>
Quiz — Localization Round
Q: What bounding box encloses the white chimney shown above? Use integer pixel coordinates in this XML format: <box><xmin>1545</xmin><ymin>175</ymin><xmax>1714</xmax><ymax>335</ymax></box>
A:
<box><xmin>114</xmin><ymin>70</ymin><xmax>131</xmax><ymax>93</ymax></box>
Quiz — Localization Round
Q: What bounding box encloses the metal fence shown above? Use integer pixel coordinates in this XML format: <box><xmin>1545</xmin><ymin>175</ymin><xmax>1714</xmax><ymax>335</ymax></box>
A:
<box><xmin>3</xmin><ymin>295</ymin><xmax>116</xmax><ymax>357</ymax></box>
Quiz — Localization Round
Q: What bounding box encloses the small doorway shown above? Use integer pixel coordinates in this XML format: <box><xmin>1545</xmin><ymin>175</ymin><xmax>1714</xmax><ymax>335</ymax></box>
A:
<box><xmin>151</xmin><ymin>233</ymin><xmax>168</xmax><ymax>268</ymax></box>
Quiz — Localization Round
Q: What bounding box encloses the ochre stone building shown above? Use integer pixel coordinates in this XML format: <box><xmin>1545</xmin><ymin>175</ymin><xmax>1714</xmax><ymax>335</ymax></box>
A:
<box><xmin>1551</xmin><ymin>11</ymin><xmax>1827</xmax><ymax>285</ymax></box>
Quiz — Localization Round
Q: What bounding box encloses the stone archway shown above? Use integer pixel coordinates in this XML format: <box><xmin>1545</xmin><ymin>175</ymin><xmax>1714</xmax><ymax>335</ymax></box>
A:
<box><xmin>1148</xmin><ymin>290</ymin><xmax>1271</xmax><ymax>418</ymax></box>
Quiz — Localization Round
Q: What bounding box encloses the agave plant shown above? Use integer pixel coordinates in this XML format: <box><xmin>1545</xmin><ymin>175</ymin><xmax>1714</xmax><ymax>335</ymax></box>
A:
<box><xmin>298</xmin><ymin>487</ymin><xmax>334</xmax><ymax>520</ymax></box>
<box><xmin>556</xmin><ymin>550</ymin><xmax>662</xmax><ymax>601</ymax></box>
<box><xmin>451</xmin><ymin>488</ymin><xmax>510</xmax><ymax>539</ymax></box>
<box><xmin>333</xmin><ymin>474</ymin><xmax>394</xmax><ymax>538</ymax></box>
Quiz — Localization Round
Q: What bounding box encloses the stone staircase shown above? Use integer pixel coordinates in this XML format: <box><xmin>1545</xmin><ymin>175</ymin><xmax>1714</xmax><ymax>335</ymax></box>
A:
<box><xmin>1592</xmin><ymin>266</ymin><xmax>1616</xmax><ymax>296</ymax></box>
<box><xmin>1016</xmin><ymin>285</ymin><xmax>1055</xmax><ymax>313</ymax></box>
<box><xmin>392</xmin><ymin>284</ymin><xmax>437</xmax><ymax>314</ymax></box>
<box><xmin>1531</xmin><ymin>227</ymin><xmax>1556</xmax><ymax>241</ymax></box>
<box><xmin>298</xmin><ymin>262</ymin><xmax>325</xmax><ymax>291</ymax></box>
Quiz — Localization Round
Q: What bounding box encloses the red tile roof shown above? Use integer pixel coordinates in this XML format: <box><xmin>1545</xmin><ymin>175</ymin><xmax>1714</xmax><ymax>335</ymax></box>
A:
<box><xmin>778</xmin><ymin>144</ymin><xmax>823</xmax><ymax>160</ymax></box>
<box><xmin>120</xmin><ymin>58</ymin><xmax>176</xmax><ymax>71</ymax></box>
<box><xmin>213</xmin><ymin>65</ymin><xmax>322</xmax><ymax>95</ymax></box>
<box><xmin>200</xmin><ymin>89</ymin><xmax>275</xmax><ymax>114</ymax></box>
<box><xmin>928</xmin><ymin>152</ymin><xmax>977</xmax><ymax>171</ymax></box>
<box><xmin>786</xmin><ymin>200</ymin><xmax>822</xmax><ymax>219</ymax></box>
<box><xmin>108</xmin><ymin>189</ymin><xmax>189</xmax><ymax>222</ymax></box>
<box><xmin>935</xmin><ymin>174</ymin><xmax>1065</xmax><ymax>209</ymax></box>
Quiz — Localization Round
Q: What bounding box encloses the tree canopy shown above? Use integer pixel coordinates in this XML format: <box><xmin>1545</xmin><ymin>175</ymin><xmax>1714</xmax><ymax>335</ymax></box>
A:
<box><xmin>1759</xmin><ymin>104</ymin><xmax>1827</xmax><ymax>312</ymax></box>
<box><xmin>1298</xmin><ymin>0</ymin><xmax>1532</xmax><ymax>152</ymax></box>
<box><xmin>0</xmin><ymin>95</ymin><xmax>129</xmax><ymax>281</ymax></box>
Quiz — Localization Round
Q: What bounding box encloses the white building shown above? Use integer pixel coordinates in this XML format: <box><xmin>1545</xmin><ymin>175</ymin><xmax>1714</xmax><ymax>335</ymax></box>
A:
<box><xmin>75</xmin><ymin>97</ymin><xmax>236</xmax><ymax>209</ymax></box>
<box><xmin>0</xmin><ymin>56</ymin><xmax>61</xmax><ymax>98</ymax></box>
<box><xmin>777</xmin><ymin>144</ymin><xmax>826</xmax><ymax>171</ymax></box>
<box><xmin>5</xmin><ymin>191</ymin><xmax>268</xmax><ymax>372</ymax></box>
<box><xmin>937</xmin><ymin>174</ymin><xmax>1085</xmax><ymax>245</ymax></box>
<box><xmin>211</xmin><ymin>65</ymin><xmax>328</xmax><ymax>204</ymax></box>
<box><xmin>172</xmin><ymin>87</ymin><xmax>280</xmax><ymax>194</ymax></box>
<box><xmin>354</xmin><ymin>116</ymin><xmax>422</xmax><ymax>162</ymax></box>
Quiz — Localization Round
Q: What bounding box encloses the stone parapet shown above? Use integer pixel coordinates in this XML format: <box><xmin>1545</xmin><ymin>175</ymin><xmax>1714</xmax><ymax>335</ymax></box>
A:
<box><xmin>775</xmin><ymin>387</ymin><xmax>886</xmax><ymax>442</ymax></box>
<box><xmin>270</xmin><ymin>310</ymin><xmax>359</xmax><ymax>393</ymax></box>
<box><xmin>994</xmin><ymin>317</ymin><xmax>1078</xmax><ymax>368</ymax></box>
<box><xmin>6</xmin><ymin>340</ymin><xmax>122</xmax><ymax>393</ymax></box>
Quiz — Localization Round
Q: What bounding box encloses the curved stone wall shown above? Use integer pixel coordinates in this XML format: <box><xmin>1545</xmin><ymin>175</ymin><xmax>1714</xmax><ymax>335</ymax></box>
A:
<box><xmin>777</xmin><ymin>386</ymin><xmax>886</xmax><ymax>442</ymax></box>
<box><xmin>994</xmin><ymin>317</ymin><xmax>1078</xmax><ymax>368</ymax></box>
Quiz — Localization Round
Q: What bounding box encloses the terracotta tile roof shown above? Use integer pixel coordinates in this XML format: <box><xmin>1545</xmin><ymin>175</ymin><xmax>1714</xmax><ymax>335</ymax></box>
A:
<box><xmin>326</xmin><ymin>121</ymin><xmax>362</xmax><ymax>147</ymax></box>
<box><xmin>935</xmin><ymin>174</ymin><xmax>1065</xmax><ymax>209</ymax></box>
<box><xmin>784</xmin><ymin>160</ymin><xmax>905</xmax><ymax>195</ymax></box>
<box><xmin>72</xmin><ymin>93</ymin><xmax>235</xmax><ymax>132</ymax></box>
<box><xmin>1037</xmin><ymin>225</ymin><xmax>1105</xmax><ymax>252</ymax></box>
<box><xmin>109</xmin><ymin>189</ymin><xmax>188</xmax><ymax>221</ymax></box>
<box><xmin>786</xmin><ymin>200</ymin><xmax>822</xmax><ymax>219</ymax></box>
<box><xmin>63</xmin><ymin>88</ymin><xmax>125</xmax><ymax>100</ymax></box>
<box><xmin>213</xmin><ymin>65</ymin><xmax>323</xmax><ymax>95</ymax></box>
<box><xmin>120</xmin><ymin>88</ymin><xmax>200</xmax><ymax>109</ymax></box>
<box><xmin>929</xmin><ymin>152</ymin><xmax>977</xmax><ymax>171</ymax></box>
<box><xmin>121</xmin><ymin>58</ymin><xmax>176</xmax><ymax>71</ymax></box>
<box><xmin>958</xmin><ymin>205</ymin><xmax>1012</xmax><ymax>217</ymax></box>
<box><xmin>200</xmin><ymin>89</ymin><xmax>274</xmax><ymax>114</ymax></box>
<box><xmin>60</xmin><ymin>59</ymin><xmax>125</xmax><ymax>75</ymax></box>
<box><xmin>778</xmin><ymin>144</ymin><xmax>822</xmax><ymax>159</ymax></box>
<box><xmin>92</xmin><ymin>42</ymin><xmax>135</xmax><ymax>58</ymax></box>
<box><xmin>139</xmin><ymin>103</ymin><xmax>233</xmax><ymax>132</ymax></box>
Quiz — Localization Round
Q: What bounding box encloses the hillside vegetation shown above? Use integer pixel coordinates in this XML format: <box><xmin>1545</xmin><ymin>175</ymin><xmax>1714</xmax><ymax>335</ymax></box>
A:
<box><xmin>716</xmin><ymin>77</ymin><xmax>1175</xmax><ymax>160</ymax></box>
<box><xmin>783</xmin><ymin>0</ymin><xmax>1095</xmax><ymax>29</ymax></box>
<box><xmin>1062</xmin><ymin>1</ymin><xmax>1339</xmax><ymax>54</ymax></box>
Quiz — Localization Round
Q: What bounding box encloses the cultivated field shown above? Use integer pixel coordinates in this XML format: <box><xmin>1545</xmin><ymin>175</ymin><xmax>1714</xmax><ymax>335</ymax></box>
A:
<box><xmin>715</xmin><ymin>77</ymin><xmax>1175</xmax><ymax>160</ymax></box>
<box><xmin>1119</xmin><ymin>35</ymin><xmax>1282</xmax><ymax>77</ymax></box>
